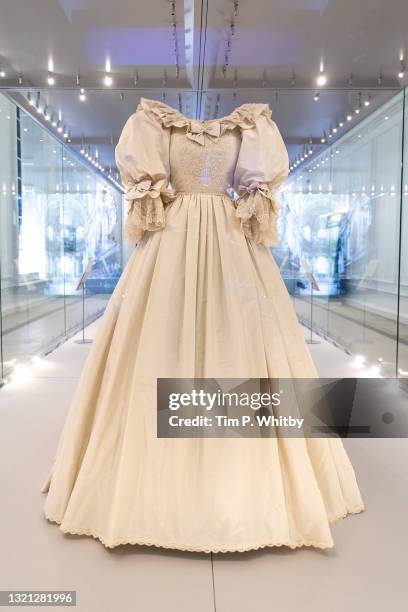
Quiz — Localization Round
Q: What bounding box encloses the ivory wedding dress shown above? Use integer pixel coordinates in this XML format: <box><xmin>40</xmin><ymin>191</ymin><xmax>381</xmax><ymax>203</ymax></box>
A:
<box><xmin>41</xmin><ymin>97</ymin><xmax>364</xmax><ymax>552</ymax></box>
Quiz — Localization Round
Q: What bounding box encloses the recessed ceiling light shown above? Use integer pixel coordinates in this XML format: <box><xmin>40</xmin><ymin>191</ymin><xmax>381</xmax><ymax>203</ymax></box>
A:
<box><xmin>316</xmin><ymin>72</ymin><xmax>327</xmax><ymax>87</ymax></box>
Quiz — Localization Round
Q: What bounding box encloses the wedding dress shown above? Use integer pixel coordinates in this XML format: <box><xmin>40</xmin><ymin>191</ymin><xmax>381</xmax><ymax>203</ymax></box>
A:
<box><xmin>41</xmin><ymin>97</ymin><xmax>364</xmax><ymax>552</ymax></box>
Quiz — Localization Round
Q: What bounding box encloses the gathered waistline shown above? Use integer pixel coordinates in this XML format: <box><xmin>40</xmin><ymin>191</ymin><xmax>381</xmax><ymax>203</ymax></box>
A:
<box><xmin>174</xmin><ymin>190</ymin><xmax>231</xmax><ymax>197</ymax></box>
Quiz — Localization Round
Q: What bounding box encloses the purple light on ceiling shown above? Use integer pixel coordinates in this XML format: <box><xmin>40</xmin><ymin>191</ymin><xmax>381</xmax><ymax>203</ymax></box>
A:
<box><xmin>85</xmin><ymin>28</ymin><xmax>185</xmax><ymax>65</ymax></box>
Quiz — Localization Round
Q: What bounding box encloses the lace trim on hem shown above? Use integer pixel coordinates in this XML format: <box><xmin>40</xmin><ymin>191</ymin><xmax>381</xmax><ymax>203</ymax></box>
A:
<box><xmin>43</xmin><ymin>506</ymin><xmax>364</xmax><ymax>553</ymax></box>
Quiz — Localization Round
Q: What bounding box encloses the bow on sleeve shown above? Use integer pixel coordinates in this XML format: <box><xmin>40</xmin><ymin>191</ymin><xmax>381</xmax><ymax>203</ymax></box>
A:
<box><xmin>115</xmin><ymin>109</ymin><xmax>175</xmax><ymax>244</ymax></box>
<box><xmin>233</xmin><ymin>113</ymin><xmax>289</xmax><ymax>247</ymax></box>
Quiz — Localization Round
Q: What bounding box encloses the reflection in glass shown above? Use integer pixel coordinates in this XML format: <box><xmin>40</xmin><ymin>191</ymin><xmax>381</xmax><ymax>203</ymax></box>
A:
<box><xmin>0</xmin><ymin>92</ymin><xmax>123</xmax><ymax>379</ymax></box>
<box><xmin>279</xmin><ymin>91</ymin><xmax>405</xmax><ymax>377</ymax></box>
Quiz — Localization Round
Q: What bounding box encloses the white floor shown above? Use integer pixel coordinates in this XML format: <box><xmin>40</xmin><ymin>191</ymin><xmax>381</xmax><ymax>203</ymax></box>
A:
<box><xmin>0</xmin><ymin>319</ymin><xmax>407</xmax><ymax>612</ymax></box>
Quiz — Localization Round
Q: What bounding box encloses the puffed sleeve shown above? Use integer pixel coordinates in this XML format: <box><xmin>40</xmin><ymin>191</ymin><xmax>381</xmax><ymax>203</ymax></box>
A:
<box><xmin>115</xmin><ymin>108</ymin><xmax>174</xmax><ymax>243</ymax></box>
<box><xmin>233</xmin><ymin>109</ymin><xmax>289</xmax><ymax>247</ymax></box>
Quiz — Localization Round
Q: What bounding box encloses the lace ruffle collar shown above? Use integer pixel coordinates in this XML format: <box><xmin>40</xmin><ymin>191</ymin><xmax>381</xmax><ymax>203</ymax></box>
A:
<box><xmin>137</xmin><ymin>97</ymin><xmax>272</xmax><ymax>135</ymax></box>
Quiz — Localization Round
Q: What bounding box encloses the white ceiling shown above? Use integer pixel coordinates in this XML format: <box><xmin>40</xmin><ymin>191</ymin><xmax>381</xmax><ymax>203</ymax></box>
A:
<box><xmin>0</xmin><ymin>0</ymin><xmax>406</xmax><ymax>170</ymax></box>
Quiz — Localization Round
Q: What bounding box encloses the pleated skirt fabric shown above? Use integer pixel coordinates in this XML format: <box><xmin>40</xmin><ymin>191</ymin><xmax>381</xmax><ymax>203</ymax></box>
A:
<box><xmin>42</xmin><ymin>193</ymin><xmax>365</xmax><ymax>552</ymax></box>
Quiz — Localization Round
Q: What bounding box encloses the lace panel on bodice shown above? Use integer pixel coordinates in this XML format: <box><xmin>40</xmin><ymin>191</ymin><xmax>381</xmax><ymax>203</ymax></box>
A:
<box><xmin>169</xmin><ymin>127</ymin><xmax>241</xmax><ymax>193</ymax></box>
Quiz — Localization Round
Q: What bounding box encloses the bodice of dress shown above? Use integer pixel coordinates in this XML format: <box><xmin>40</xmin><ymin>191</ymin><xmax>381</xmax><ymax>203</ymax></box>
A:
<box><xmin>115</xmin><ymin>97</ymin><xmax>290</xmax><ymax>247</ymax></box>
<box><xmin>169</xmin><ymin>126</ymin><xmax>241</xmax><ymax>193</ymax></box>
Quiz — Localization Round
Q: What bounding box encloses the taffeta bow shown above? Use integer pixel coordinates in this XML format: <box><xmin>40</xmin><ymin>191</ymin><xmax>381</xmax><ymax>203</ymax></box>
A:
<box><xmin>186</xmin><ymin>120</ymin><xmax>221</xmax><ymax>145</ymax></box>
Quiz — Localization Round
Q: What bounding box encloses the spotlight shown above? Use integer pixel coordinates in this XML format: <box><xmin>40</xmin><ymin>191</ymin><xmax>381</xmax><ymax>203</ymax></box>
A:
<box><xmin>314</xmin><ymin>92</ymin><xmax>320</xmax><ymax>101</ymax></box>
<box><xmin>353</xmin><ymin>354</ymin><xmax>365</xmax><ymax>366</ymax></box>
<box><xmin>104</xmin><ymin>74</ymin><xmax>113</xmax><ymax>86</ymax></box>
<box><xmin>355</xmin><ymin>107</ymin><xmax>360</xmax><ymax>114</ymax></box>
<box><xmin>63</xmin><ymin>127</ymin><xmax>68</xmax><ymax>138</ymax></box>
<box><xmin>339</xmin><ymin>121</ymin><xmax>344</xmax><ymax>127</ymax></box>
<box><xmin>0</xmin><ymin>68</ymin><xmax>6</xmax><ymax>78</ymax></box>
<box><xmin>347</xmin><ymin>113</ymin><xmax>353</xmax><ymax>121</ymax></box>
<box><xmin>57</xmin><ymin>121</ymin><xmax>63</xmax><ymax>133</ymax></box>
<box><xmin>398</xmin><ymin>61</ymin><xmax>405</xmax><ymax>79</ymax></box>
<box><xmin>364</xmin><ymin>95</ymin><xmax>371</xmax><ymax>107</ymax></box>
<box><xmin>47</xmin><ymin>73</ymin><xmax>55</xmax><ymax>86</ymax></box>
<box><xmin>321</xmin><ymin>136</ymin><xmax>326</xmax><ymax>143</ymax></box>
<box><xmin>333</xmin><ymin>126</ymin><xmax>338</xmax><ymax>133</ymax></box>
<box><xmin>79</xmin><ymin>88</ymin><xmax>86</xmax><ymax>101</ymax></box>
<box><xmin>27</xmin><ymin>92</ymin><xmax>34</xmax><ymax>106</ymax></box>
<box><xmin>316</xmin><ymin>72</ymin><xmax>327</xmax><ymax>86</ymax></box>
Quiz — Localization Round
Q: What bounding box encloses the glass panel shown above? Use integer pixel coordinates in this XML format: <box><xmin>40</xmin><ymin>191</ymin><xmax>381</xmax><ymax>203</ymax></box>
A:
<box><xmin>282</xmin><ymin>90</ymin><xmax>404</xmax><ymax>377</ymax></box>
<box><xmin>0</xmin><ymin>91</ymin><xmax>124</xmax><ymax>378</ymax></box>
<box><xmin>398</xmin><ymin>89</ymin><xmax>408</xmax><ymax>377</ymax></box>
<box><xmin>16</xmin><ymin>109</ymin><xmax>66</xmax><ymax>359</ymax></box>
<box><xmin>61</xmin><ymin>148</ymin><xmax>123</xmax><ymax>332</ymax></box>
<box><xmin>0</xmin><ymin>95</ymin><xmax>18</xmax><ymax>376</ymax></box>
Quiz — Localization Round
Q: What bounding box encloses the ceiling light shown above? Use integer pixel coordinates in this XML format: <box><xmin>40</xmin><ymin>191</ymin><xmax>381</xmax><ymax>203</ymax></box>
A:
<box><xmin>339</xmin><ymin>121</ymin><xmax>344</xmax><ymax>127</ymax></box>
<box><xmin>0</xmin><ymin>68</ymin><xmax>6</xmax><ymax>78</ymax></box>
<box><xmin>27</xmin><ymin>92</ymin><xmax>34</xmax><ymax>106</ymax></box>
<box><xmin>355</xmin><ymin>107</ymin><xmax>360</xmax><ymax>114</ymax></box>
<box><xmin>79</xmin><ymin>88</ymin><xmax>86</xmax><ymax>101</ymax></box>
<box><xmin>333</xmin><ymin>126</ymin><xmax>338</xmax><ymax>133</ymax></box>
<box><xmin>47</xmin><ymin>73</ymin><xmax>55</xmax><ymax>86</ymax></box>
<box><xmin>364</xmin><ymin>95</ymin><xmax>371</xmax><ymax>107</ymax></box>
<box><xmin>104</xmin><ymin>74</ymin><xmax>113</xmax><ymax>87</ymax></box>
<box><xmin>398</xmin><ymin>61</ymin><xmax>405</xmax><ymax>79</ymax></box>
<box><xmin>57</xmin><ymin>121</ymin><xmax>63</xmax><ymax>133</ymax></box>
<box><xmin>314</xmin><ymin>92</ymin><xmax>320</xmax><ymax>101</ymax></box>
<box><xmin>316</xmin><ymin>72</ymin><xmax>327</xmax><ymax>87</ymax></box>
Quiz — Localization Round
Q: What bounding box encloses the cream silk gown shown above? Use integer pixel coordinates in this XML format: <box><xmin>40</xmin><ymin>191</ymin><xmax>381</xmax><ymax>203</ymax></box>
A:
<box><xmin>41</xmin><ymin>97</ymin><xmax>364</xmax><ymax>552</ymax></box>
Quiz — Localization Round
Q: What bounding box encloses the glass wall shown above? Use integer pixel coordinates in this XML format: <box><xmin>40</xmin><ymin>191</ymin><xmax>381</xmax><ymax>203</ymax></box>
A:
<box><xmin>0</xmin><ymin>92</ymin><xmax>123</xmax><ymax>381</ymax></box>
<box><xmin>278</xmin><ymin>89</ymin><xmax>406</xmax><ymax>377</ymax></box>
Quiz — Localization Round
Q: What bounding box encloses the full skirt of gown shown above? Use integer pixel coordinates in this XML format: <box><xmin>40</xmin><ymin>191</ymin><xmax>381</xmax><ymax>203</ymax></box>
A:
<box><xmin>41</xmin><ymin>193</ymin><xmax>365</xmax><ymax>552</ymax></box>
